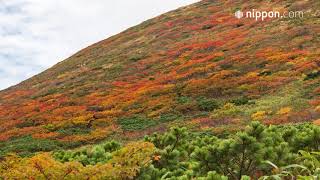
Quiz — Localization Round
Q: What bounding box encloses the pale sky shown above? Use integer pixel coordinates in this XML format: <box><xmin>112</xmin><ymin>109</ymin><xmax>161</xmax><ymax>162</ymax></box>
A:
<box><xmin>0</xmin><ymin>0</ymin><xmax>199</xmax><ymax>90</ymax></box>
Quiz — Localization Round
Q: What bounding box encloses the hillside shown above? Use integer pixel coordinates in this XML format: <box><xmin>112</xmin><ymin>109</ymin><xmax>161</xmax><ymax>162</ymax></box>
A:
<box><xmin>0</xmin><ymin>0</ymin><xmax>320</xmax><ymax>158</ymax></box>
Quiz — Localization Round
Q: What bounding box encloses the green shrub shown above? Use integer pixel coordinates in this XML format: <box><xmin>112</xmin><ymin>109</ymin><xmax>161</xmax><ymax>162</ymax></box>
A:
<box><xmin>158</xmin><ymin>113</ymin><xmax>181</xmax><ymax>123</ymax></box>
<box><xmin>0</xmin><ymin>136</ymin><xmax>62</xmax><ymax>157</ymax></box>
<box><xmin>118</xmin><ymin>115</ymin><xmax>157</xmax><ymax>131</ymax></box>
<box><xmin>57</xmin><ymin>126</ymin><xmax>91</xmax><ymax>136</ymax></box>
<box><xmin>177</xmin><ymin>96</ymin><xmax>192</xmax><ymax>104</ymax></box>
<box><xmin>54</xmin><ymin>141</ymin><xmax>121</xmax><ymax>165</ymax></box>
<box><xmin>230</xmin><ymin>96</ymin><xmax>250</xmax><ymax>106</ymax></box>
<box><xmin>197</xmin><ymin>97</ymin><xmax>219</xmax><ymax>111</ymax></box>
<box><xmin>140</xmin><ymin>122</ymin><xmax>320</xmax><ymax>179</ymax></box>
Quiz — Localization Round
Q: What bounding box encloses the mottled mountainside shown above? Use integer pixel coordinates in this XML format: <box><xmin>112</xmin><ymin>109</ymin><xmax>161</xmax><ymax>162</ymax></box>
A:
<box><xmin>0</xmin><ymin>0</ymin><xmax>319</xmax><ymax>154</ymax></box>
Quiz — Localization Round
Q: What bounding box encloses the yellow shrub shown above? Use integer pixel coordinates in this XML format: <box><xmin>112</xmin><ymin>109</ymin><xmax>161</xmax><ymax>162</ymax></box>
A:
<box><xmin>211</xmin><ymin>103</ymin><xmax>240</xmax><ymax>118</ymax></box>
<box><xmin>277</xmin><ymin>107</ymin><xmax>292</xmax><ymax>115</ymax></box>
<box><xmin>0</xmin><ymin>153</ymin><xmax>83</xmax><ymax>179</ymax></box>
<box><xmin>109</xmin><ymin>142</ymin><xmax>155</xmax><ymax>179</ymax></box>
<box><xmin>246</xmin><ymin>72</ymin><xmax>258</xmax><ymax>78</ymax></box>
<box><xmin>80</xmin><ymin>141</ymin><xmax>155</xmax><ymax>179</ymax></box>
<box><xmin>0</xmin><ymin>142</ymin><xmax>155</xmax><ymax>180</ymax></box>
<box><xmin>251</xmin><ymin>111</ymin><xmax>267</xmax><ymax>121</ymax></box>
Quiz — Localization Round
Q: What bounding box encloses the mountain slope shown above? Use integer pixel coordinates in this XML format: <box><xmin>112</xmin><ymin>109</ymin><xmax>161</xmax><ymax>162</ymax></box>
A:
<box><xmin>0</xmin><ymin>0</ymin><xmax>319</xmax><ymax>154</ymax></box>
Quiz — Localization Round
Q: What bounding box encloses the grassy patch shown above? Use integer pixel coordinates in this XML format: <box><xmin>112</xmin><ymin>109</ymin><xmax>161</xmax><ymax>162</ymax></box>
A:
<box><xmin>57</xmin><ymin>126</ymin><xmax>91</xmax><ymax>136</ymax></box>
<box><xmin>158</xmin><ymin>113</ymin><xmax>181</xmax><ymax>123</ymax></box>
<box><xmin>241</xmin><ymin>81</ymin><xmax>309</xmax><ymax>117</ymax></box>
<box><xmin>118</xmin><ymin>115</ymin><xmax>157</xmax><ymax>131</ymax></box>
<box><xmin>0</xmin><ymin>136</ymin><xmax>62</xmax><ymax>157</ymax></box>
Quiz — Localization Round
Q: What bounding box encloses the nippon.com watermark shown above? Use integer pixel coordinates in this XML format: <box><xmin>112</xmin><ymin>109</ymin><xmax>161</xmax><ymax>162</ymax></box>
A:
<box><xmin>235</xmin><ymin>9</ymin><xmax>304</xmax><ymax>21</ymax></box>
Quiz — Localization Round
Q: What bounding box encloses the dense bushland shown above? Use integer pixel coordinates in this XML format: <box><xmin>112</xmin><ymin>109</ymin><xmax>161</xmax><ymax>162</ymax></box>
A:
<box><xmin>1</xmin><ymin>122</ymin><xmax>320</xmax><ymax>179</ymax></box>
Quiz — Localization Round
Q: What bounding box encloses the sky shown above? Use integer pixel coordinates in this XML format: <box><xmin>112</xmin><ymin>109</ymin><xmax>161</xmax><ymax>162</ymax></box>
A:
<box><xmin>0</xmin><ymin>0</ymin><xmax>199</xmax><ymax>90</ymax></box>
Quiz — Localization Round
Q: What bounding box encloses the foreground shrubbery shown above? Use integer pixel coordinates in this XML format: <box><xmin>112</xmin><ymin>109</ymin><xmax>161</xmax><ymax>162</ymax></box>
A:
<box><xmin>0</xmin><ymin>142</ymin><xmax>155</xmax><ymax>179</ymax></box>
<box><xmin>140</xmin><ymin>122</ymin><xmax>320</xmax><ymax>179</ymax></box>
<box><xmin>0</xmin><ymin>122</ymin><xmax>320</xmax><ymax>179</ymax></box>
<box><xmin>53</xmin><ymin>141</ymin><xmax>121</xmax><ymax>166</ymax></box>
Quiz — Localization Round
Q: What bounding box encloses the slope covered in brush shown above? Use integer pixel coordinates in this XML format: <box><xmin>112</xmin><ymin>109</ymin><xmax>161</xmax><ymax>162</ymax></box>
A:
<box><xmin>0</xmin><ymin>0</ymin><xmax>319</xmax><ymax>155</ymax></box>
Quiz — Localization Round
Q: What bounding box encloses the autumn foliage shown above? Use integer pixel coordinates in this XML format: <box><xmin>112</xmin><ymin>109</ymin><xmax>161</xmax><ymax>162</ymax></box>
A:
<box><xmin>0</xmin><ymin>0</ymin><xmax>319</xmax><ymax>163</ymax></box>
